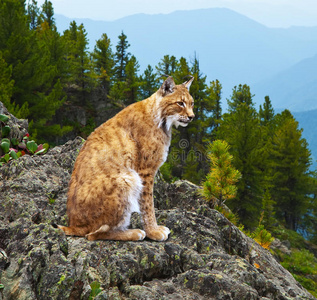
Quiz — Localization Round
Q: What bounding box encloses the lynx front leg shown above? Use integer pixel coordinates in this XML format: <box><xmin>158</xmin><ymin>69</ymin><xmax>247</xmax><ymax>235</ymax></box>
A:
<box><xmin>139</xmin><ymin>173</ymin><xmax>170</xmax><ymax>241</ymax></box>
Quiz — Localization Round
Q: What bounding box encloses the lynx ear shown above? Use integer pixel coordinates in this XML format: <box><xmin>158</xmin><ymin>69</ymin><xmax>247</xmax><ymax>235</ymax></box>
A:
<box><xmin>160</xmin><ymin>76</ymin><xmax>175</xmax><ymax>96</ymax></box>
<box><xmin>183</xmin><ymin>76</ymin><xmax>194</xmax><ymax>91</ymax></box>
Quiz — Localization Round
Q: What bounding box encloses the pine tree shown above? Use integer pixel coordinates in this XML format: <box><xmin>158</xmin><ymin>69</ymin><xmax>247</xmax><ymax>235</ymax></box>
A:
<box><xmin>139</xmin><ymin>65</ymin><xmax>158</xmax><ymax>99</ymax></box>
<box><xmin>206</xmin><ymin>79</ymin><xmax>222</xmax><ymax>133</ymax></box>
<box><xmin>114</xmin><ymin>31</ymin><xmax>130</xmax><ymax>82</ymax></box>
<box><xmin>268</xmin><ymin>110</ymin><xmax>313</xmax><ymax>230</ymax></box>
<box><xmin>91</xmin><ymin>33</ymin><xmax>114</xmax><ymax>92</ymax></box>
<box><xmin>182</xmin><ymin>57</ymin><xmax>208</xmax><ymax>183</ymax></box>
<box><xmin>261</xmin><ymin>189</ymin><xmax>276</xmax><ymax>230</ymax></box>
<box><xmin>201</xmin><ymin>140</ymin><xmax>241</xmax><ymax>207</ymax></box>
<box><xmin>228</xmin><ymin>84</ymin><xmax>254</xmax><ymax>114</ymax></box>
<box><xmin>124</xmin><ymin>55</ymin><xmax>141</xmax><ymax>104</ymax></box>
<box><xmin>0</xmin><ymin>0</ymin><xmax>68</xmax><ymax>140</ymax></box>
<box><xmin>217</xmin><ymin>84</ymin><xmax>263</xmax><ymax>228</ymax></box>
<box><xmin>259</xmin><ymin>95</ymin><xmax>274</xmax><ymax>126</ymax></box>
<box><xmin>0</xmin><ymin>51</ymin><xmax>14</xmax><ymax>110</ymax></box>
<box><xmin>155</xmin><ymin>55</ymin><xmax>177</xmax><ymax>76</ymax></box>
<box><xmin>27</xmin><ymin>0</ymin><xmax>40</xmax><ymax>30</ymax></box>
<box><xmin>0</xmin><ymin>0</ymin><xmax>32</xmax><ymax>117</ymax></box>
<box><xmin>39</xmin><ymin>0</ymin><xmax>55</xmax><ymax>28</ymax></box>
<box><xmin>62</xmin><ymin>21</ymin><xmax>93</xmax><ymax>104</ymax></box>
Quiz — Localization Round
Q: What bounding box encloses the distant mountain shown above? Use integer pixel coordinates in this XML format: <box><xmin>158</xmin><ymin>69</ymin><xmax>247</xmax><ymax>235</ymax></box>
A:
<box><xmin>55</xmin><ymin>8</ymin><xmax>317</xmax><ymax>110</ymax></box>
<box><xmin>252</xmin><ymin>54</ymin><xmax>317</xmax><ymax>112</ymax></box>
<box><xmin>54</xmin><ymin>9</ymin><xmax>317</xmax><ymax>167</ymax></box>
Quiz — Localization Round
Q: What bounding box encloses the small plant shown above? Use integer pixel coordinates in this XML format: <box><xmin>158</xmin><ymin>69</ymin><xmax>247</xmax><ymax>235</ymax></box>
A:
<box><xmin>215</xmin><ymin>204</ymin><xmax>239</xmax><ymax>226</ymax></box>
<box><xmin>249</xmin><ymin>212</ymin><xmax>274</xmax><ymax>250</ymax></box>
<box><xmin>251</xmin><ymin>224</ymin><xmax>274</xmax><ymax>250</ymax></box>
<box><xmin>281</xmin><ymin>249</ymin><xmax>317</xmax><ymax>297</ymax></box>
<box><xmin>200</xmin><ymin>140</ymin><xmax>241</xmax><ymax>207</ymax></box>
<box><xmin>89</xmin><ymin>281</ymin><xmax>102</xmax><ymax>299</ymax></box>
<box><xmin>0</xmin><ymin>114</ymin><xmax>49</xmax><ymax>166</ymax></box>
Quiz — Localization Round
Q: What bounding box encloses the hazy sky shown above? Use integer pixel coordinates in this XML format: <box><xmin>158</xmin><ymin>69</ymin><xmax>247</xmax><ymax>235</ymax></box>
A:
<box><xmin>36</xmin><ymin>0</ymin><xmax>317</xmax><ymax>28</ymax></box>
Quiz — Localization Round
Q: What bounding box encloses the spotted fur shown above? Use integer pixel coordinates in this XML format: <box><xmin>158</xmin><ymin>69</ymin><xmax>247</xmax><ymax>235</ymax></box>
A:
<box><xmin>58</xmin><ymin>76</ymin><xmax>194</xmax><ymax>241</ymax></box>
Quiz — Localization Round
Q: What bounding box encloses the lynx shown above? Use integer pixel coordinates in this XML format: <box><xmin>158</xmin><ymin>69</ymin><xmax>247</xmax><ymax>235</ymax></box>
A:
<box><xmin>58</xmin><ymin>76</ymin><xmax>194</xmax><ymax>241</ymax></box>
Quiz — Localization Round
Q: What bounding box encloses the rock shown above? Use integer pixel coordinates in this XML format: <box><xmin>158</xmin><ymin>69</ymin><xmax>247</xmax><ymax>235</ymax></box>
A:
<box><xmin>271</xmin><ymin>238</ymin><xmax>292</xmax><ymax>256</ymax></box>
<box><xmin>0</xmin><ymin>103</ymin><xmax>316</xmax><ymax>300</ymax></box>
<box><xmin>0</xmin><ymin>102</ymin><xmax>28</xmax><ymax>141</ymax></box>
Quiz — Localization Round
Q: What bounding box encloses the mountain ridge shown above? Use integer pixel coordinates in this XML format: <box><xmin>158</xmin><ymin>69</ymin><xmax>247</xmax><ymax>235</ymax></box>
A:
<box><xmin>55</xmin><ymin>8</ymin><xmax>317</xmax><ymax>112</ymax></box>
<box><xmin>54</xmin><ymin>8</ymin><xmax>317</xmax><ymax>165</ymax></box>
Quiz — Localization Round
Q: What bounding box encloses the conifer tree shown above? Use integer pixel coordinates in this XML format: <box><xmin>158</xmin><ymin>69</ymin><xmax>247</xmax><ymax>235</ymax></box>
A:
<box><xmin>268</xmin><ymin>110</ymin><xmax>313</xmax><ymax>230</ymax></box>
<box><xmin>217</xmin><ymin>84</ymin><xmax>263</xmax><ymax>228</ymax></box>
<box><xmin>261</xmin><ymin>189</ymin><xmax>276</xmax><ymax>230</ymax></box>
<box><xmin>0</xmin><ymin>51</ymin><xmax>14</xmax><ymax>110</ymax></box>
<box><xmin>63</xmin><ymin>21</ymin><xmax>93</xmax><ymax>104</ymax></box>
<box><xmin>39</xmin><ymin>0</ymin><xmax>55</xmax><ymax>28</ymax></box>
<box><xmin>27</xmin><ymin>0</ymin><xmax>40</xmax><ymax>30</ymax></box>
<box><xmin>155</xmin><ymin>55</ymin><xmax>177</xmax><ymax>76</ymax></box>
<box><xmin>124</xmin><ymin>55</ymin><xmax>141</xmax><ymax>104</ymax></box>
<box><xmin>91</xmin><ymin>33</ymin><xmax>114</xmax><ymax>92</ymax></box>
<box><xmin>259</xmin><ymin>95</ymin><xmax>274</xmax><ymax>126</ymax></box>
<box><xmin>114</xmin><ymin>31</ymin><xmax>130</xmax><ymax>82</ymax></box>
<box><xmin>207</xmin><ymin>80</ymin><xmax>222</xmax><ymax>132</ymax></box>
<box><xmin>201</xmin><ymin>140</ymin><xmax>241</xmax><ymax>208</ymax></box>
<box><xmin>0</xmin><ymin>0</ymin><xmax>68</xmax><ymax>140</ymax></box>
<box><xmin>139</xmin><ymin>65</ymin><xmax>158</xmax><ymax>99</ymax></box>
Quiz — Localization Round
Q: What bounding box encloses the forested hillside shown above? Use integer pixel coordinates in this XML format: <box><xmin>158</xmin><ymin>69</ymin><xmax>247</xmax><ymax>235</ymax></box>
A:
<box><xmin>1</xmin><ymin>1</ymin><xmax>317</xmax><ymax>293</ymax></box>
<box><xmin>54</xmin><ymin>10</ymin><xmax>317</xmax><ymax>111</ymax></box>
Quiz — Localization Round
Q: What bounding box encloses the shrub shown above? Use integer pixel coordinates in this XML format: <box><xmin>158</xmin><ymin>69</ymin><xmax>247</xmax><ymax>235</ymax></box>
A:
<box><xmin>0</xmin><ymin>114</ymin><xmax>49</xmax><ymax>166</ymax></box>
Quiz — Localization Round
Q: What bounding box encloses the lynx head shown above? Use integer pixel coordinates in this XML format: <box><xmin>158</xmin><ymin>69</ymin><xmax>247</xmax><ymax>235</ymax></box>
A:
<box><xmin>156</xmin><ymin>76</ymin><xmax>195</xmax><ymax>132</ymax></box>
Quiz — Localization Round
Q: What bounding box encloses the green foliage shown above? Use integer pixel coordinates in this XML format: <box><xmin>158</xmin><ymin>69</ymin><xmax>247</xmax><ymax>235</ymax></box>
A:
<box><xmin>272</xmin><ymin>226</ymin><xmax>307</xmax><ymax>249</ymax></box>
<box><xmin>63</xmin><ymin>20</ymin><xmax>93</xmax><ymax>98</ymax></box>
<box><xmin>217</xmin><ymin>85</ymin><xmax>263</xmax><ymax>228</ymax></box>
<box><xmin>261</xmin><ymin>189</ymin><xmax>276</xmax><ymax>230</ymax></box>
<box><xmin>0</xmin><ymin>115</ymin><xmax>49</xmax><ymax>166</ymax></box>
<box><xmin>268</xmin><ymin>110</ymin><xmax>313</xmax><ymax>231</ymax></box>
<box><xmin>124</xmin><ymin>55</ymin><xmax>141</xmax><ymax>104</ymax></box>
<box><xmin>155</xmin><ymin>55</ymin><xmax>177</xmax><ymax>75</ymax></box>
<box><xmin>139</xmin><ymin>65</ymin><xmax>159</xmax><ymax>99</ymax></box>
<box><xmin>89</xmin><ymin>281</ymin><xmax>102</xmax><ymax>300</ymax></box>
<box><xmin>114</xmin><ymin>31</ymin><xmax>130</xmax><ymax>82</ymax></box>
<box><xmin>259</xmin><ymin>95</ymin><xmax>274</xmax><ymax>126</ymax></box>
<box><xmin>0</xmin><ymin>0</ymin><xmax>67</xmax><ymax>140</ymax></box>
<box><xmin>201</xmin><ymin>140</ymin><xmax>241</xmax><ymax>207</ymax></box>
<box><xmin>281</xmin><ymin>249</ymin><xmax>317</xmax><ymax>275</ymax></box>
<box><xmin>0</xmin><ymin>51</ymin><xmax>14</xmax><ymax>111</ymax></box>
<box><xmin>215</xmin><ymin>205</ymin><xmax>240</xmax><ymax>226</ymax></box>
<box><xmin>91</xmin><ymin>33</ymin><xmax>114</xmax><ymax>92</ymax></box>
<box><xmin>281</xmin><ymin>249</ymin><xmax>317</xmax><ymax>297</ymax></box>
<box><xmin>251</xmin><ymin>224</ymin><xmax>274</xmax><ymax>250</ymax></box>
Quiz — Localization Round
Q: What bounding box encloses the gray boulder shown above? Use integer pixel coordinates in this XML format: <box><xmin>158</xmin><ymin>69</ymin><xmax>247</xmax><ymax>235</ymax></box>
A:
<box><xmin>0</xmin><ymin>102</ymin><xmax>28</xmax><ymax>142</ymax></box>
<box><xmin>0</xmin><ymin>104</ymin><xmax>315</xmax><ymax>299</ymax></box>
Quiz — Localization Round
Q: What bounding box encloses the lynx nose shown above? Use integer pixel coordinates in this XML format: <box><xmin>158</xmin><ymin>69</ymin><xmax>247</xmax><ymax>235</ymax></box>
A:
<box><xmin>188</xmin><ymin>115</ymin><xmax>195</xmax><ymax>121</ymax></box>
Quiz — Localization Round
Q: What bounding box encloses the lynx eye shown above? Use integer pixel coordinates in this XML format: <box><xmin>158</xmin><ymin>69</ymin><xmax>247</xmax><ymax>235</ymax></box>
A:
<box><xmin>177</xmin><ymin>102</ymin><xmax>186</xmax><ymax>108</ymax></box>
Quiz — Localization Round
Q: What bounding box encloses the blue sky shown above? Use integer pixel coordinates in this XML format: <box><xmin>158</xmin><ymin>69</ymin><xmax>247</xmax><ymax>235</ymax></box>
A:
<box><xmin>37</xmin><ymin>0</ymin><xmax>317</xmax><ymax>28</ymax></box>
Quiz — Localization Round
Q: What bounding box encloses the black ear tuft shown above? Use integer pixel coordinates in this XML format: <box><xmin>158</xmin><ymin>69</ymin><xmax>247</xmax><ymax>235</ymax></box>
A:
<box><xmin>182</xmin><ymin>76</ymin><xmax>194</xmax><ymax>91</ymax></box>
<box><xmin>160</xmin><ymin>76</ymin><xmax>175</xmax><ymax>96</ymax></box>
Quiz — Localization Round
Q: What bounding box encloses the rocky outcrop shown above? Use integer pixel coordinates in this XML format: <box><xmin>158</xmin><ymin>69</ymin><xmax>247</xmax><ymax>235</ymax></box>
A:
<box><xmin>0</xmin><ymin>108</ymin><xmax>316</xmax><ymax>299</ymax></box>
<box><xmin>0</xmin><ymin>102</ymin><xmax>28</xmax><ymax>142</ymax></box>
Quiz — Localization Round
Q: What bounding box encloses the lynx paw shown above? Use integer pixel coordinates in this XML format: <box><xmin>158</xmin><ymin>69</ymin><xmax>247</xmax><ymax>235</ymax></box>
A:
<box><xmin>136</xmin><ymin>229</ymin><xmax>146</xmax><ymax>240</ymax></box>
<box><xmin>146</xmin><ymin>226</ymin><xmax>170</xmax><ymax>241</ymax></box>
